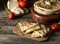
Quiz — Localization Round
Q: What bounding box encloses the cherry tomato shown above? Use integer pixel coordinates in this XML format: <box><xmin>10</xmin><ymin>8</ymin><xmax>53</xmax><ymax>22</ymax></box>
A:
<box><xmin>18</xmin><ymin>0</ymin><xmax>28</xmax><ymax>8</ymax></box>
<box><xmin>51</xmin><ymin>23</ymin><xmax>60</xmax><ymax>30</ymax></box>
<box><xmin>8</xmin><ymin>12</ymin><xmax>15</xmax><ymax>20</ymax></box>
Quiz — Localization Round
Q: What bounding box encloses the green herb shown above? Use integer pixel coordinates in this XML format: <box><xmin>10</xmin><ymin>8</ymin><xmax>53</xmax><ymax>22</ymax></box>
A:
<box><xmin>40</xmin><ymin>0</ymin><xmax>57</xmax><ymax>9</ymax></box>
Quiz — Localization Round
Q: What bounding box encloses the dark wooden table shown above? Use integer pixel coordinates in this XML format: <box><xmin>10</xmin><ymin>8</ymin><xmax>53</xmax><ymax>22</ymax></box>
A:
<box><xmin>0</xmin><ymin>10</ymin><xmax>60</xmax><ymax>44</ymax></box>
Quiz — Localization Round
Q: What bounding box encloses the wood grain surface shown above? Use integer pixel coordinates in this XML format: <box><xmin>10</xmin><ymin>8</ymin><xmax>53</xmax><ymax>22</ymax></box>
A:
<box><xmin>0</xmin><ymin>0</ymin><xmax>60</xmax><ymax>43</ymax></box>
<box><xmin>0</xmin><ymin>10</ymin><xmax>60</xmax><ymax>44</ymax></box>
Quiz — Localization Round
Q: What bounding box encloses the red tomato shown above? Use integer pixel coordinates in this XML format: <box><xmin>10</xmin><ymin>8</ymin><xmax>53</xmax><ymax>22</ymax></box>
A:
<box><xmin>18</xmin><ymin>0</ymin><xmax>28</xmax><ymax>8</ymax></box>
<box><xmin>51</xmin><ymin>23</ymin><xmax>60</xmax><ymax>30</ymax></box>
<box><xmin>8</xmin><ymin>12</ymin><xmax>15</xmax><ymax>20</ymax></box>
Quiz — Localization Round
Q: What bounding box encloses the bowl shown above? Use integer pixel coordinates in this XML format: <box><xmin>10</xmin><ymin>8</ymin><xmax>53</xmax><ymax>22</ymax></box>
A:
<box><xmin>30</xmin><ymin>7</ymin><xmax>60</xmax><ymax>24</ymax></box>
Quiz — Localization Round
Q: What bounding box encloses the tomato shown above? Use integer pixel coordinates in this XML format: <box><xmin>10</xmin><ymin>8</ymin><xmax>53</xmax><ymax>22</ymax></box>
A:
<box><xmin>18</xmin><ymin>0</ymin><xmax>28</xmax><ymax>8</ymax></box>
<box><xmin>51</xmin><ymin>23</ymin><xmax>60</xmax><ymax>30</ymax></box>
<box><xmin>8</xmin><ymin>12</ymin><xmax>15</xmax><ymax>20</ymax></box>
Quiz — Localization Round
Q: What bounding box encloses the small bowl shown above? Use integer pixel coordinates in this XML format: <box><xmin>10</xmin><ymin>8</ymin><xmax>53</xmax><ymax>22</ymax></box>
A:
<box><xmin>30</xmin><ymin>7</ymin><xmax>60</xmax><ymax>24</ymax></box>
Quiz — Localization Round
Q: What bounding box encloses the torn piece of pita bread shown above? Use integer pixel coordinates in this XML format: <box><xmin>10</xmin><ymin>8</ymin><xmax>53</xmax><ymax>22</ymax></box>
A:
<box><xmin>25</xmin><ymin>25</ymin><xmax>40</xmax><ymax>34</ymax></box>
<box><xmin>18</xmin><ymin>21</ymin><xmax>38</xmax><ymax>32</ymax></box>
<box><xmin>7</xmin><ymin>0</ymin><xmax>24</xmax><ymax>14</ymax></box>
<box><xmin>31</xmin><ymin>30</ymin><xmax>45</xmax><ymax>37</ymax></box>
<box><xmin>40</xmin><ymin>24</ymin><xmax>47</xmax><ymax>33</ymax></box>
<box><xmin>31</xmin><ymin>28</ymin><xmax>50</xmax><ymax>38</ymax></box>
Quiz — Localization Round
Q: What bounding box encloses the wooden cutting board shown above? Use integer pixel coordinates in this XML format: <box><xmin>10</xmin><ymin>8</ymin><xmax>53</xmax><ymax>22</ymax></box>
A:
<box><xmin>12</xmin><ymin>19</ymin><xmax>52</xmax><ymax>42</ymax></box>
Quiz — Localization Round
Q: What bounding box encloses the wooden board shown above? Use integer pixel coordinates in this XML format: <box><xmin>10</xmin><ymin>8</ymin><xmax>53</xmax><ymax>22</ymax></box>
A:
<box><xmin>12</xmin><ymin>19</ymin><xmax>52</xmax><ymax>42</ymax></box>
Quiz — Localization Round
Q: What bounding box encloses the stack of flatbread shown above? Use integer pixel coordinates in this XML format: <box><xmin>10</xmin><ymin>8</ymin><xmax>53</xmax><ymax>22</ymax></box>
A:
<box><xmin>34</xmin><ymin>0</ymin><xmax>60</xmax><ymax>15</ymax></box>
<box><xmin>18</xmin><ymin>20</ymin><xmax>51</xmax><ymax>38</ymax></box>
